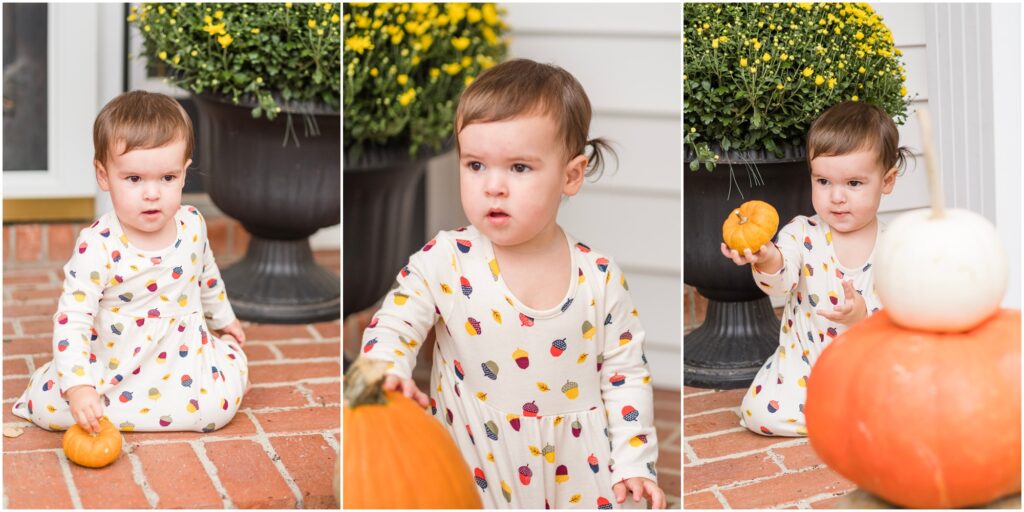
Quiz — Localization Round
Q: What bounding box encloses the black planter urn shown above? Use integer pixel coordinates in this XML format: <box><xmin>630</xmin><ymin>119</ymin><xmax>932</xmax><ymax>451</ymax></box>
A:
<box><xmin>684</xmin><ymin>147</ymin><xmax>812</xmax><ymax>389</ymax></box>
<box><xmin>193</xmin><ymin>94</ymin><xmax>340</xmax><ymax>324</ymax></box>
<box><xmin>343</xmin><ymin>145</ymin><xmax>440</xmax><ymax>318</ymax></box>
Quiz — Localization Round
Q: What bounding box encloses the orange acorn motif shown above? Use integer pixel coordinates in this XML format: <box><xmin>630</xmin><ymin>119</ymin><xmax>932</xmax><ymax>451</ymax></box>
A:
<box><xmin>518</xmin><ymin>464</ymin><xmax>532</xmax><ymax>485</ymax></box>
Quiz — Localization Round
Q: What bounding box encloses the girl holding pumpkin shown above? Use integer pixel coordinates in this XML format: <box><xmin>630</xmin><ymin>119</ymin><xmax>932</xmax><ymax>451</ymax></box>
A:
<box><xmin>11</xmin><ymin>91</ymin><xmax>249</xmax><ymax>433</ymax></box>
<box><xmin>720</xmin><ymin>101</ymin><xmax>910</xmax><ymax>437</ymax></box>
<box><xmin>356</xmin><ymin>59</ymin><xmax>664</xmax><ymax>509</ymax></box>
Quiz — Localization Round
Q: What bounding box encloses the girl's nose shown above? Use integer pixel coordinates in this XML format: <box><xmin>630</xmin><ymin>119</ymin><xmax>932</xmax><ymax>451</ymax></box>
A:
<box><xmin>484</xmin><ymin>172</ymin><xmax>507</xmax><ymax>197</ymax></box>
<box><xmin>830</xmin><ymin>187</ymin><xmax>845</xmax><ymax>204</ymax></box>
<box><xmin>143</xmin><ymin>183</ymin><xmax>160</xmax><ymax>200</ymax></box>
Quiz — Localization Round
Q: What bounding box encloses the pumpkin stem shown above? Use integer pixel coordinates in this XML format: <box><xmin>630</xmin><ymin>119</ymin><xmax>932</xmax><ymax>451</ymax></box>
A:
<box><xmin>343</xmin><ymin>358</ymin><xmax>390</xmax><ymax>407</ymax></box>
<box><xmin>733</xmin><ymin>210</ymin><xmax>749</xmax><ymax>225</ymax></box>
<box><xmin>917</xmin><ymin>109</ymin><xmax>945</xmax><ymax>219</ymax></box>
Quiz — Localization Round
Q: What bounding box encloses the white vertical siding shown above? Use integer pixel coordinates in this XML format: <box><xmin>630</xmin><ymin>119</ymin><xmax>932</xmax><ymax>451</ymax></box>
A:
<box><xmin>425</xmin><ymin>3</ymin><xmax>682</xmax><ymax>389</ymax></box>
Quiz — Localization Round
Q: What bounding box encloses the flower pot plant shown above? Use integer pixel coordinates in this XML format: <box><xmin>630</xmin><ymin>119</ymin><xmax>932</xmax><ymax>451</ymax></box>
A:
<box><xmin>342</xmin><ymin>3</ymin><xmax>508</xmax><ymax>324</ymax></box>
<box><xmin>682</xmin><ymin>3</ymin><xmax>910</xmax><ymax>388</ymax></box>
<box><xmin>131</xmin><ymin>2</ymin><xmax>342</xmax><ymax>323</ymax></box>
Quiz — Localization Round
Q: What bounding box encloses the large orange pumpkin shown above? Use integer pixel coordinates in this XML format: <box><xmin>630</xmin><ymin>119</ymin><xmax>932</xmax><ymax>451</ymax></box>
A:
<box><xmin>62</xmin><ymin>416</ymin><xmax>123</xmax><ymax>468</ymax></box>
<box><xmin>722</xmin><ymin>200</ymin><xmax>779</xmax><ymax>253</ymax></box>
<box><xmin>343</xmin><ymin>358</ymin><xmax>482</xmax><ymax>509</ymax></box>
<box><xmin>806</xmin><ymin>309</ymin><xmax>1021</xmax><ymax>508</ymax></box>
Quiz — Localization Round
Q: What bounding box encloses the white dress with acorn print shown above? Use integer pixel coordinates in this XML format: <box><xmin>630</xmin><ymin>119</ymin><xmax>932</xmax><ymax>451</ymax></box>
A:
<box><xmin>359</xmin><ymin>226</ymin><xmax>658</xmax><ymax>509</ymax></box>
<box><xmin>740</xmin><ymin>215</ymin><xmax>882</xmax><ymax>437</ymax></box>
<box><xmin>12</xmin><ymin>205</ymin><xmax>248</xmax><ymax>432</ymax></box>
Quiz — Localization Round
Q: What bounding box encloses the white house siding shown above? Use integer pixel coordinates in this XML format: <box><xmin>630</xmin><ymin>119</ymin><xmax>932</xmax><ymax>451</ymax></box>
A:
<box><xmin>425</xmin><ymin>3</ymin><xmax>682</xmax><ymax>389</ymax></box>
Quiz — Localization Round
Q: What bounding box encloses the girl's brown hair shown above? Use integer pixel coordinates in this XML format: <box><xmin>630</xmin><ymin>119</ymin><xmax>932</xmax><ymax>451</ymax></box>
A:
<box><xmin>93</xmin><ymin>90</ymin><xmax>194</xmax><ymax>166</ymax></box>
<box><xmin>455</xmin><ymin>59</ymin><xmax>615</xmax><ymax>179</ymax></box>
<box><xmin>806</xmin><ymin>100</ymin><xmax>911</xmax><ymax>174</ymax></box>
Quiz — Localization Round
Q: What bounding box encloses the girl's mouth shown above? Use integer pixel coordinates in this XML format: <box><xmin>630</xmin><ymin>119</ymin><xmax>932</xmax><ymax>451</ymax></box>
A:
<box><xmin>487</xmin><ymin>209</ymin><xmax>509</xmax><ymax>225</ymax></box>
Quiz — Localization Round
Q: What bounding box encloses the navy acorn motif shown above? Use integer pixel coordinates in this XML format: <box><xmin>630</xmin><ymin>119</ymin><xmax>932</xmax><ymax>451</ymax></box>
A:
<box><xmin>596</xmin><ymin>257</ymin><xmax>609</xmax><ymax>272</ymax></box>
<box><xmin>622</xmin><ymin>405</ymin><xmax>639</xmax><ymax>421</ymax></box>
<box><xmin>768</xmin><ymin>400</ymin><xmax>780</xmax><ymax>413</ymax></box>
<box><xmin>482</xmin><ymin>361</ymin><xmax>499</xmax><ymax>380</ymax></box>
<box><xmin>474</xmin><ymin>467</ymin><xmax>487</xmax><ymax>490</ymax></box>
<box><xmin>454</xmin><ymin>360</ymin><xmax>465</xmax><ymax>380</ymax></box>
<box><xmin>456</xmin><ymin>239</ymin><xmax>472</xmax><ymax>253</ymax></box>
<box><xmin>461</xmin><ymin>276</ymin><xmax>473</xmax><ymax>298</ymax></box>
<box><xmin>550</xmin><ymin>338</ymin><xmax>567</xmax><ymax>357</ymax></box>
<box><xmin>485</xmin><ymin>420</ymin><xmax>498</xmax><ymax>441</ymax></box>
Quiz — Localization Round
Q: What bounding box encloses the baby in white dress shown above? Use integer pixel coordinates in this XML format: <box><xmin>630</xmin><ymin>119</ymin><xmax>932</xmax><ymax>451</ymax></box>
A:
<box><xmin>12</xmin><ymin>91</ymin><xmax>248</xmax><ymax>433</ymax></box>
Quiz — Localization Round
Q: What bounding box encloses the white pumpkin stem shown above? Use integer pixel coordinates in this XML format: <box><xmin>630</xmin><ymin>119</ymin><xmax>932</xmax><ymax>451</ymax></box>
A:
<box><xmin>917</xmin><ymin>108</ymin><xmax>945</xmax><ymax>219</ymax></box>
<box><xmin>343</xmin><ymin>358</ymin><xmax>390</xmax><ymax>407</ymax></box>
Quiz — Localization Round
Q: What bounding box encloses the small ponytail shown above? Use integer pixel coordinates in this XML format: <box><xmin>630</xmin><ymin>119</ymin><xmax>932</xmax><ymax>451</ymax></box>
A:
<box><xmin>894</xmin><ymin>145</ymin><xmax>913</xmax><ymax>176</ymax></box>
<box><xmin>584</xmin><ymin>137</ymin><xmax>618</xmax><ymax>180</ymax></box>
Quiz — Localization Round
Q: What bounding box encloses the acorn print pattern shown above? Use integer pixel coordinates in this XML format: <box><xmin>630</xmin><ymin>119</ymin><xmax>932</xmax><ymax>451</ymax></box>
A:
<box><xmin>11</xmin><ymin>206</ymin><xmax>248</xmax><ymax>432</ymax></box>
<box><xmin>354</xmin><ymin>226</ymin><xmax>658</xmax><ymax>508</ymax></box>
<box><xmin>743</xmin><ymin>215</ymin><xmax>883</xmax><ymax>437</ymax></box>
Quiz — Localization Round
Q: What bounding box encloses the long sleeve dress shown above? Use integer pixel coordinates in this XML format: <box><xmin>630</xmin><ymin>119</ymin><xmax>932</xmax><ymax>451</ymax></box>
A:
<box><xmin>740</xmin><ymin>215</ymin><xmax>882</xmax><ymax>437</ymax></box>
<box><xmin>358</xmin><ymin>226</ymin><xmax>658</xmax><ymax>509</ymax></box>
<box><xmin>12</xmin><ymin>205</ymin><xmax>248</xmax><ymax>432</ymax></box>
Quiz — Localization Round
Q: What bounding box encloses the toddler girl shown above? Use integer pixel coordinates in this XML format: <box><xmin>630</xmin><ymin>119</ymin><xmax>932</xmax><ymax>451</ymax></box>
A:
<box><xmin>721</xmin><ymin>100</ymin><xmax>909</xmax><ymax>436</ymax></box>
<box><xmin>12</xmin><ymin>91</ymin><xmax>248</xmax><ymax>433</ymax></box>
<box><xmin>356</xmin><ymin>59</ymin><xmax>664</xmax><ymax>508</ymax></box>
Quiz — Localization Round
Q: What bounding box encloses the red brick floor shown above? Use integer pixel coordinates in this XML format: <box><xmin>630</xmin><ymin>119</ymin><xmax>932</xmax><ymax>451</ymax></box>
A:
<box><xmin>3</xmin><ymin>252</ymin><xmax>341</xmax><ymax>509</ymax></box>
<box><xmin>682</xmin><ymin>386</ymin><xmax>855</xmax><ymax>509</ymax></box>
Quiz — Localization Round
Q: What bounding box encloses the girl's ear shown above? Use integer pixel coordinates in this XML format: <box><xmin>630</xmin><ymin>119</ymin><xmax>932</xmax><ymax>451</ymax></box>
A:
<box><xmin>881</xmin><ymin>166</ymin><xmax>898</xmax><ymax>194</ymax></box>
<box><xmin>563</xmin><ymin>154</ymin><xmax>587</xmax><ymax>197</ymax></box>
<box><xmin>95</xmin><ymin>160</ymin><xmax>111</xmax><ymax>192</ymax></box>
<box><xmin>181</xmin><ymin>159</ymin><xmax>192</xmax><ymax>188</ymax></box>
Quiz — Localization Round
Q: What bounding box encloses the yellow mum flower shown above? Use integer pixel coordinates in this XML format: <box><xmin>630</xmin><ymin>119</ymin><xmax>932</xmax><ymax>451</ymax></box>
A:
<box><xmin>308</xmin><ymin>19</ymin><xmax>317</xmax><ymax>29</ymax></box>
<box><xmin>324</xmin><ymin>3</ymin><xmax>332</xmax><ymax>12</ymax></box>
<box><xmin>452</xmin><ymin>37</ymin><xmax>470</xmax><ymax>51</ymax></box>
<box><xmin>217</xmin><ymin>33</ymin><xmax>233</xmax><ymax>49</ymax></box>
<box><xmin>851</xmin><ymin>95</ymin><xmax>859</xmax><ymax>101</ymax></box>
<box><xmin>815</xmin><ymin>75</ymin><xmax>824</xmax><ymax>85</ymax></box>
<box><xmin>712</xmin><ymin>39</ymin><xmax>719</xmax><ymax>49</ymax></box>
<box><xmin>203</xmin><ymin>23</ymin><xmax>226</xmax><ymax>36</ymax></box>
<box><xmin>285</xmin><ymin>2</ymin><xmax>293</xmax><ymax>8</ymax></box>
<box><xmin>430</xmin><ymin>68</ymin><xmax>441</xmax><ymax>79</ymax></box>
<box><xmin>398</xmin><ymin>88</ymin><xmax>416</xmax><ymax>106</ymax></box>
<box><xmin>762</xmin><ymin>52</ymin><xmax>771</xmax><ymax>62</ymax></box>
<box><xmin>467</xmin><ymin>7</ymin><xmax>482</xmax><ymax>23</ymax></box>
<box><xmin>214</xmin><ymin>10</ymin><xmax>223</xmax><ymax>19</ymax></box>
<box><xmin>858</xmin><ymin>66</ymin><xmax>866</xmax><ymax>74</ymax></box>
<box><xmin>740</xmin><ymin>58</ymin><xmax>748</xmax><ymax>67</ymax></box>
<box><xmin>173</xmin><ymin>55</ymin><xmax>180</xmax><ymax>65</ymax></box>
<box><xmin>345</xmin><ymin>35</ymin><xmax>374</xmax><ymax>55</ymax></box>
<box><xmin>900</xmin><ymin>85</ymin><xmax>907</xmax><ymax>96</ymax></box>
<box><xmin>482</xmin><ymin>4</ymin><xmax>499</xmax><ymax>25</ymax></box>
<box><xmin>331</xmin><ymin>13</ymin><xmax>340</xmax><ymax>24</ymax></box>
<box><xmin>827</xmin><ymin>77</ymin><xmax>837</xmax><ymax>88</ymax></box>
<box><xmin>370</xmin><ymin>67</ymin><xmax>379</xmax><ymax>77</ymax></box>
<box><xmin>777</xmin><ymin>83</ymin><xmax>784</xmax><ymax>90</ymax></box>
<box><xmin>465</xmin><ymin>76</ymin><xmax>475</xmax><ymax>86</ymax></box>
<box><xmin>397</xmin><ymin>74</ymin><xmax>409</xmax><ymax>85</ymax></box>
<box><xmin>159</xmin><ymin>51</ymin><xmax>168</xmax><ymax>60</ymax></box>
<box><xmin>443</xmin><ymin>63</ymin><xmax>462</xmax><ymax>75</ymax></box>
<box><xmin>803</xmin><ymin>67</ymin><xmax>813</xmax><ymax>77</ymax></box>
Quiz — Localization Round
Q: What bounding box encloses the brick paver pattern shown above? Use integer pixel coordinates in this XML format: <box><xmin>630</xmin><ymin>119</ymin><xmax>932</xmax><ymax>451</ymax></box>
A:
<box><xmin>682</xmin><ymin>386</ymin><xmax>856</xmax><ymax>509</ymax></box>
<box><xmin>3</xmin><ymin>254</ymin><xmax>341</xmax><ymax>509</ymax></box>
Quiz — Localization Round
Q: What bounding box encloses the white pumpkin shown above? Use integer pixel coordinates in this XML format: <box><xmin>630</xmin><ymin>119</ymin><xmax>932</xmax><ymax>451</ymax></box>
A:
<box><xmin>875</xmin><ymin>207</ymin><xmax>1007</xmax><ymax>332</ymax></box>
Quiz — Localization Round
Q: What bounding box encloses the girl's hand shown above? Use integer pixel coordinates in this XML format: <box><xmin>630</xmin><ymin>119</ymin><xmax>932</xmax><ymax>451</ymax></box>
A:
<box><xmin>214</xmin><ymin>320</ymin><xmax>246</xmax><ymax>345</ymax></box>
<box><xmin>65</xmin><ymin>385</ymin><xmax>104</xmax><ymax>433</ymax></box>
<box><xmin>382</xmin><ymin>374</ymin><xmax>430</xmax><ymax>408</ymax></box>
<box><xmin>613</xmin><ymin>477</ymin><xmax>666</xmax><ymax>509</ymax></box>
<box><xmin>817</xmin><ymin>280</ymin><xmax>867</xmax><ymax>326</ymax></box>
<box><xmin>720</xmin><ymin>242</ymin><xmax>783</xmax><ymax>274</ymax></box>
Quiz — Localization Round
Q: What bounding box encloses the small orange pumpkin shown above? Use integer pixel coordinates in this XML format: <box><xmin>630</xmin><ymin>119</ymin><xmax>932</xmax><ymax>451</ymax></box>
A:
<box><xmin>722</xmin><ymin>200</ymin><xmax>779</xmax><ymax>253</ymax></box>
<box><xmin>62</xmin><ymin>416</ymin><xmax>123</xmax><ymax>468</ymax></box>
<box><xmin>344</xmin><ymin>358</ymin><xmax>482</xmax><ymax>509</ymax></box>
<box><xmin>806</xmin><ymin>309</ymin><xmax>1021</xmax><ymax>508</ymax></box>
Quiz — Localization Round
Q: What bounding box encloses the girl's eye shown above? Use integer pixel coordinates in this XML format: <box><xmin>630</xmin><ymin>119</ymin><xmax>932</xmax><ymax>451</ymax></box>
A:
<box><xmin>848</xmin><ymin>180</ymin><xmax>862</xmax><ymax>187</ymax></box>
<box><xmin>127</xmin><ymin>176</ymin><xmax>141</xmax><ymax>183</ymax></box>
<box><xmin>816</xmin><ymin>178</ymin><xmax>829</xmax><ymax>186</ymax></box>
<box><xmin>163</xmin><ymin>175</ymin><xmax>177</xmax><ymax>182</ymax></box>
<box><xmin>511</xmin><ymin>163</ymin><xmax>531</xmax><ymax>173</ymax></box>
<box><xmin>468</xmin><ymin>161</ymin><xmax>484</xmax><ymax>172</ymax></box>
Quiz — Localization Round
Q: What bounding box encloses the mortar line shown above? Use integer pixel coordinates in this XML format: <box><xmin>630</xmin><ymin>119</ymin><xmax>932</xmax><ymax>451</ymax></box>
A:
<box><xmin>683</xmin><ymin>425</ymin><xmax>747</xmax><ymax>441</ymax></box>
<box><xmin>773</xmin><ymin>490</ymin><xmax>852</xmax><ymax>509</ymax></box>
<box><xmin>683</xmin><ymin>406</ymin><xmax>743</xmax><ymax>419</ymax></box>
<box><xmin>682</xmin><ymin>439</ymin><xmax>701</xmax><ymax>465</ymax></box>
<box><xmin>190</xmin><ymin>439</ymin><xmax>234</xmax><ymax>508</ymax></box>
<box><xmin>684</xmin><ymin>438</ymin><xmax>808</xmax><ymax>466</ymax></box>
<box><xmin>265</xmin><ymin>343</ymin><xmax>286</xmax><ymax>360</ymax></box>
<box><xmin>126</xmin><ymin>449</ymin><xmax>161</xmax><ymax>507</ymax></box>
<box><xmin>56</xmin><ymin>450</ymin><xmax>84</xmax><ymax>509</ymax></box>
<box><xmin>709</xmin><ymin>486</ymin><xmax>731</xmax><ymax>509</ymax></box>
<box><xmin>304</xmin><ymin>323</ymin><xmax>322</xmax><ymax>340</ymax></box>
<box><xmin>682</xmin><ymin>389</ymin><xmax>718</xmax><ymax>399</ymax></box>
<box><xmin>241</xmin><ymin>408</ymin><xmax>305</xmax><ymax>508</ymax></box>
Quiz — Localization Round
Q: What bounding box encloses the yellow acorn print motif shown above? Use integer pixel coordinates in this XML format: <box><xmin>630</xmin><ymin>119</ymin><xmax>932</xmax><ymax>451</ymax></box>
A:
<box><xmin>581</xmin><ymin>320</ymin><xmax>596</xmax><ymax>340</ymax></box>
<box><xmin>489</xmin><ymin>258</ymin><xmax>501</xmax><ymax>281</ymax></box>
<box><xmin>555</xmin><ymin>464</ymin><xmax>569</xmax><ymax>483</ymax></box>
<box><xmin>628</xmin><ymin>434</ymin><xmax>649</xmax><ymax>447</ymax></box>
<box><xmin>90</xmin><ymin>271</ymin><xmax>101</xmax><ymax>285</ymax></box>
<box><xmin>178</xmin><ymin>295</ymin><xmax>188</xmax><ymax>307</ymax></box>
<box><xmin>108</xmin><ymin>357</ymin><xmax>119</xmax><ymax>370</ymax></box>
<box><xmin>149</xmin><ymin>387</ymin><xmax>161</xmax><ymax>400</ymax></box>
<box><xmin>500</xmin><ymin>480</ymin><xmax>512</xmax><ymax>503</ymax></box>
<box><xmin>619</xmin><ymin>330</ymin><xmax>633</xmax><ymax>346</ymax></box>
<box><xmin>513</xmin><ymin>348</ymin><xmax>529</xmax><ymax>369</ymax></box>
<box><xmin>72</xmin><ymin>290</ymin><xmax>86</xmax><ymax>302</ymax></box>
<box><xmin>798</xmin><ymin>376</ymin><xmax>807</xmax><ymax>388</ymax></box>
<box><xmin>394</xmin><ymin>292</ymin><xmax>409</xmax><ymax>305</ymax></box>
<box><xmin>72</xmin><ymin>365</ymin><xmax>85</xmax><ymax>377</ymax></box>
<box><xmin>578</xmin><ymin>268</ymin><xmax>586</xmax><ymax>284</ymax></box>
<box><xmin>465</xmin><ymin>317</ymin><xmax>482</xmax><ymax>336</ymax></box>
<box><xmin>561</xmin><ymin>380</ymin><xmax>579</xmax><ymax>400</ymax></box>
<box><xmin>542</xmin><ymin>444</ymin><xmax>556</xmax><ymax>463</ymax></box>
